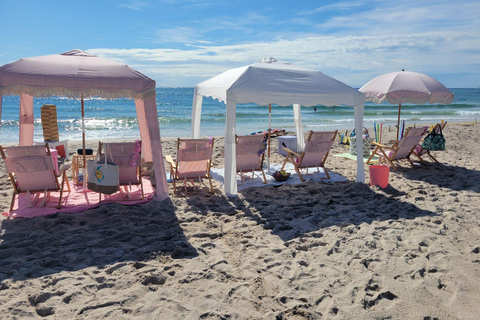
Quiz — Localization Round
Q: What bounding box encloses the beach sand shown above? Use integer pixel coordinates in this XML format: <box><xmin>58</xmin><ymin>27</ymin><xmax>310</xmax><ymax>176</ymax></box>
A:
<box><xmin>1</xmin><ymin>123</ymin><xmax>480</xmax><ymax>319</ymax></box>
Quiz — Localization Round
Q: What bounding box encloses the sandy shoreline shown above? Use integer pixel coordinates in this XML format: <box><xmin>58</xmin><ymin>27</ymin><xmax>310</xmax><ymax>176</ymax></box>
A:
<box><xmin>1</xmin><ymin>123</ymin><xmax>480</xmax><ymax>319</ymax></box>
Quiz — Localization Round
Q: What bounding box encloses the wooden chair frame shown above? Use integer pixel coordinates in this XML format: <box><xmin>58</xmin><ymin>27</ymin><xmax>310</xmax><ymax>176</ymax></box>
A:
<box><xmin>1</xmin><ymin>144</ymin><xmax>71</xmax><ymax>213</ymax></box>
<box><xmin>165</xmin><ymin>138</ymin><xmax>215</xmax><ymax>195</ymax></box>
<box><xmin>366</xmin><ymin>127</ymin><xmax>427</xmax><ymax>171</ymax></box>
<box><xmin>281</xmin><ymin>130</ymin><xmax>337</xmax><ymax>181</ymax></box>
<box><xmin>97</xmin><ymin>141</ymin><xmax>144</xmax><ymax>201</ymax></box>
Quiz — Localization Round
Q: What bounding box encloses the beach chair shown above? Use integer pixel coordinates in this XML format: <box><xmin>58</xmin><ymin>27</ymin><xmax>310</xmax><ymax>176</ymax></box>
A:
<box><xmin>281</xmin><ymin>130</ymin><xmax>338</xmax><ymax>181</ymax></box>
<box><xmin>366</xmin><ymin>127</ymin><xmax>428</xmax><ymax>171</ymax></box>
<box><xmin>97</xmin><ymin>140</ymin><xmax>144</xmax><ymax>201</ymax></box>
<box><xmin>1</xmin><ymin>144</ymin><xmax>71</xmax><ymax>213</ymax></box>
<box><xmin>415</xmin><ymin>122</ymin><xmax>447</xmax><ymax>162</ymax></box>
<box><xmin>165</xmin><ymin>138</ymin><xmax>215</xmax><ymax>194</ymax></box>
<box><xmin>236</xmin><ymin>135</ymin><xmax>267</xmax><ymax>184</ymax></box>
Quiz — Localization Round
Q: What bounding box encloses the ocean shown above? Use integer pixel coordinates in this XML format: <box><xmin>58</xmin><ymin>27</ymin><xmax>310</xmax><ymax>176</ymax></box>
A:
<box><xmin>1</xmin><ymin>88</ymin><xmax>479</xmax><ymax>143</ymax></box>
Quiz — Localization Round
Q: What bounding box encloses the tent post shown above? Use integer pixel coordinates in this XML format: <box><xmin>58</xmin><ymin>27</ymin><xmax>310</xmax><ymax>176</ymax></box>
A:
<box><xmin>224</xmin><ymin>92</ymin><xmax>238</xmax><ymax>196</ymax></box>
<box><xmin>293</xmin><ymin>104</ymin><xmax>305</xmax><ymax>151</ymax></box>
<box><xmin>19</xmin><ymin>93</ymin><xmax>34</xmax><ymax>146</ymax></box>
<box><xmin>192</xmin><ymin>91</ymin><xmax>203</xmax><ymax>138</ymax></box>
<box><xmin>354</xmin><ymin>103</ymin><xmax>365</xmax><ymax>183</ymax></box>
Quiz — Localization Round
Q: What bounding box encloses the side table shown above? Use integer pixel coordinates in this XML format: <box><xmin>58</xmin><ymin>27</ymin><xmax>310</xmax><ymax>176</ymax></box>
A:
<box><xmin>72</xmin><ymin>154</ymin><xmax>96</xmax><ymax>185</ymax></box>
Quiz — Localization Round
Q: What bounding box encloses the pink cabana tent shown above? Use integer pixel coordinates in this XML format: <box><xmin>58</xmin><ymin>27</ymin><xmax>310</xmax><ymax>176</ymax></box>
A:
<box><xmin>0</xmin><ymin>49</ymin><xmax>168</xmax><ymax>201</ymax></box>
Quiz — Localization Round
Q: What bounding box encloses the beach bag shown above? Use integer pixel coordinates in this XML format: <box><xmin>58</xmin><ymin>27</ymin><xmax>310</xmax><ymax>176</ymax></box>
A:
<box><xmin>421</xmin><ymin>125</ymin><xmax>445</xmax><ymax>151</ymax></box>
<box><xmin>87</xmin><ymin>144</ymin><xmax>119</xmax><ymax>194</ymax></box>
<box><xmin>349</xmin><ymin>127</ymin><xmax>372</xmax><ymax>157</ymax></box>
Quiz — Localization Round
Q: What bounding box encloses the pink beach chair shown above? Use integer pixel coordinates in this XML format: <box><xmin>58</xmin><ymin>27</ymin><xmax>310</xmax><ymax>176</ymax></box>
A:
<box><xmin>165</xmin><ymin>138</ymin><xmax>215</xmax><ymax>194</ymax></box>
<box><xmin>366</xmin><ymin>127</ymin><xmax>428</xmax><ymax>170</ymax></box>
<box><xmin>281</xmin><ymin>130</ymin><xmax>338</xmax><ymax>181</ymax></box>
<box><xmin>236</xmin><ymin>135</ymin><xmax>267</xmax><ymax>184</ymax></box>
<box><xmin>1</xmin><ymin>144</ymin><xmax>71</xmax><ymax>213</ymax></box>
<box><xmin>98</xmin><ymin>140</ymin><xmax>144</xmax><ymax>201</ymax></box>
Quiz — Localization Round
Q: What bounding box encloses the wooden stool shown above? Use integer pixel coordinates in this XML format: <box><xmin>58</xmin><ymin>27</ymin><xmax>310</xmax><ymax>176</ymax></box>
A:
<box><xmin>72</xmin><ymin>154</ymin><xmax>95</xmax><ymax>185</ymax></box>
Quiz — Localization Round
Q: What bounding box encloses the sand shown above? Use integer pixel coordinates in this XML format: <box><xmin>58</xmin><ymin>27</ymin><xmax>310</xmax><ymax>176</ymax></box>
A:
<box><xmin>1</xmin><ymin>123</ymin><xmax>480</xmax><ymax>319</ymax></box>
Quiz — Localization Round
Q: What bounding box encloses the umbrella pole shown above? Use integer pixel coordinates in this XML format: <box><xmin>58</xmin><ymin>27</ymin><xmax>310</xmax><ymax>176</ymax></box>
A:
<box><xmin>82</xmin><ymin>96</ymin><xmax>87</xmax><ymax>190</ymax></box>
<box><xmin>267</xmin><ymin>104</ymin><xmax>272</xmax><ymax>172</ymax></box>
<box><xmin>396</xmin><ymin>103</ymin><xmax>402</xmax><ymax>140</ymax></box>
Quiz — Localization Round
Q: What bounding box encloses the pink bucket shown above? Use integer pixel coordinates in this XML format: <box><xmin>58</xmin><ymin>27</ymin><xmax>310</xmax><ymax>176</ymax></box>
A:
<box><xmin>369</xmin><ymin>165</ymin><xmax>389</xmax><ymax>188</ymax></box>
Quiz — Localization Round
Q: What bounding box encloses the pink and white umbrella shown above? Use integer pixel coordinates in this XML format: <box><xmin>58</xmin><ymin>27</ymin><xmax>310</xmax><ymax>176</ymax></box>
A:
<box><xmin>359</xmin><ymin>70</ymin><xmax>454</xmax><ymax>139</ymax></box>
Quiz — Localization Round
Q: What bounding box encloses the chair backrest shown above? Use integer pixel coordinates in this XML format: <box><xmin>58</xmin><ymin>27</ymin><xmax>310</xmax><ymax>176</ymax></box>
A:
<box><xmin>99</xmin><ymin>141</ymin><xmax>142</xmax><ymax>184</ymax></box>
<box><xmin>1</xmin><ymin>145</ymin><xmax>58</xmax><ymax>191</ymax></box>
<box><xmin>236</xmin><ymin>135</ymin><xmax>266</xmax><ymax>171</ymax></box>
<box><xmin>176</xmin><ymin>138</ymin><xmax>214</xmax><ymax>179</ymax></box>
<box><xmin>299</xmin><ymin>131</ymin><xmax>337</xmax><ymax>167</ymax></box>
<box><xmin>393</xmin><ymin>127</ymin><xmax>427</xmax><ymax>159</ymax></box>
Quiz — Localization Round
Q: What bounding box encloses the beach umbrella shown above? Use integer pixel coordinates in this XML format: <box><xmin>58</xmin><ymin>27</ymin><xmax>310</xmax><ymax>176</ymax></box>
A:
<box><xmin>359</xmin><ymin>70</ymin><xmax>454</xmax><ymax>140</ymax></box>
<box><xmin>0</xmin><ymin>49</ymin><xmax>169</xmax><ymax>200</ymax></box>
<box><xmin>192</xmin><ymin>57</ymin><xmax>366</xmax><ymax>196</ymax></box>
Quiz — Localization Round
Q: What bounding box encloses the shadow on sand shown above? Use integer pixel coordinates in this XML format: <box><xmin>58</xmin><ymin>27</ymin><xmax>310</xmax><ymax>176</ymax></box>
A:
<box><xmin>0</xmin><ymin>199</ymin><xmax>197</xmax><ymax>281</ymax></box>
<box><xmin>398</xmin><ymin>162</ymin><xmax>480</xmax><ymax>193</ymax></box>
<box><xmin>237</xmin><ymin>180</ymin><xmax>437</xmax><ymax>242</ymax></box>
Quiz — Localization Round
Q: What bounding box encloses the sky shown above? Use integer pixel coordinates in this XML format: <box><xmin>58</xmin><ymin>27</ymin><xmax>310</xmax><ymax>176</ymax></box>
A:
<box><xmin>1</xmin><ymin>0</ymin><xmax>479</xmax><ymax>88</ymax></box>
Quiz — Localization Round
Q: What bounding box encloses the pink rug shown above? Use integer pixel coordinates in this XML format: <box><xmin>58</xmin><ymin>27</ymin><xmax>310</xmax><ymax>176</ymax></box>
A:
<box><xmin>2</xmin><ymin>178</ymin><xmax>155</xmax><ymax>219</ymax></box>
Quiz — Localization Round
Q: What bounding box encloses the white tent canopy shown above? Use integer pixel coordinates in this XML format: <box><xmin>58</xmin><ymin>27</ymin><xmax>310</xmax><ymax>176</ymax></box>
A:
<box><xmin>192</xmin><ymin>58</ymin><xmax>366</xmax><ymax>196</ymax></box>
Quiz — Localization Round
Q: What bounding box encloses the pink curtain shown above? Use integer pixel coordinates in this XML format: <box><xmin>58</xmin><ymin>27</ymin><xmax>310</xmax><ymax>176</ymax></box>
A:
<box><xmin>19</xmin><ymin>93</ymin><xmax>34</xmax><ymax>146</ymax></box>
<box><xmin>135</xmin><ymin>99</ymin><xmax>152</xmax><ymax>162</ymax></box>
<box><xmin>137</xmin><ymin>96</ymin><xmax>168</xmax><ymax>201</ymax></box>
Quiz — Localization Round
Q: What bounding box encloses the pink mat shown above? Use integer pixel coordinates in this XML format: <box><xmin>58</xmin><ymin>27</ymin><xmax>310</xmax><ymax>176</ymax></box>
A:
<box><xmin>2</xmin><ymin>178</ymin><xmax>155</xmax><ymax>219</ymax></box>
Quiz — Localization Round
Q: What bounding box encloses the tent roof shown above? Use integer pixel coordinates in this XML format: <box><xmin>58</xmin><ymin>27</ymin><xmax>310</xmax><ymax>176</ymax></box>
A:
<box><xmin>0</xmin><ymin>49</ymin><xmax>156</xmax><ymax>100</ymax></box>
<box><xmin>195</xmin><ymin>58</ymin><xmax>365</xmax><ymax>107</ymax></box>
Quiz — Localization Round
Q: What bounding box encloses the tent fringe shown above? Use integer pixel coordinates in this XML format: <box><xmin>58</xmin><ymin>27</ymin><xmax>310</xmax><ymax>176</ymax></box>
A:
<box><xmin>0</xmin><ymin>86</ymin><xmax>156</xmax><ymax>100</ymax></box>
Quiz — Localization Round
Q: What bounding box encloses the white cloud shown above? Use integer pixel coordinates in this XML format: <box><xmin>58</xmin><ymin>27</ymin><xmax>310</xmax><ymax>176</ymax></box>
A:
<box><xmin>117</xmin><ymin>0</ymin><xmax>150</xmax><ymax>11</ymax></box>
<box><xmin>89</xmin><ymin>28</ymin><xmax>480</xmax><ymax>88</ymax></box>
<box><xmin>89</xmin><ymin>0</ymin><xmax>480</xmax><ymax>88</ymax></box>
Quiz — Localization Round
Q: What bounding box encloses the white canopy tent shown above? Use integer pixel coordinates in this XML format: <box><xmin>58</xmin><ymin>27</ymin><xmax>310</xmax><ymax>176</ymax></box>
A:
<box><xmin>192</xmin><ymin>58</ymin><xmax>366</xmax><ymax>196</ymax></box>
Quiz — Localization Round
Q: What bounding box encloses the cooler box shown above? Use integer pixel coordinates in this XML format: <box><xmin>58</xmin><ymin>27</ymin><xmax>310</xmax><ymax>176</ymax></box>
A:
<box><xmin>278</xmin><ymin>136</ymin><xmax>297</xmax><ymax>157</ymax></box>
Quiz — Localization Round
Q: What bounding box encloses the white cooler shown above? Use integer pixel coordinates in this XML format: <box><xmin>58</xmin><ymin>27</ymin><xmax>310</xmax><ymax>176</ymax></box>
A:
<box><xmin>278</xmin><ymin>136</ymin><xmax>297</xmax><ymax>156</ymax></box>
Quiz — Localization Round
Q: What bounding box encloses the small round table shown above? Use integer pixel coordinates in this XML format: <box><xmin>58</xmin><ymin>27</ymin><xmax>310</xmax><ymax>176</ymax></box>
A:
<box><xmin>72</xmin><ymin>154</ymin><xmax>96</xmax><ymax>185</ymax></box>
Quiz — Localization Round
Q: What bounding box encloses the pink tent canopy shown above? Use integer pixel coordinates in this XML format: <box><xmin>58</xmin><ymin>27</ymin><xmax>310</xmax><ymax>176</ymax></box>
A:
<box><xmin>0</xmin><ymin>49</ymin><xmax>168</xmax><ymax>201</ymax></box>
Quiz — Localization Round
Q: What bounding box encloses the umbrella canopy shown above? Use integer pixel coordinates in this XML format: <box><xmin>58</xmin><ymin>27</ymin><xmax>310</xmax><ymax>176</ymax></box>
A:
<box><xmin>0</xmin><ymin>49</ymin><xmax>168</xmax><ymax>200</ymax></box>
<box><xmin>359</xmin><ymin>70</ymin><xmax>454</xmax><ymax>139</ymax></box>
<box><xmin>192</xmin><ymin>57</ymin><xmax>366</xmax><ymax>196</ymax></box>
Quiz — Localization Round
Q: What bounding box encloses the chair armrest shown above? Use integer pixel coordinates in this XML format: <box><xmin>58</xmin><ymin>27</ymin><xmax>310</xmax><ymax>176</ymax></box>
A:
<box><xmin>282</xmin><ymin>146</ymin><xmax>302</xmax><ymax>157</ymax></box>
<box><xmin>57</xmin><ymin>164</ymin><xmax>71</xmax><ymax>177</ymax></box>
<box><xmin>164</xmin><ymin>155</ymin><xmax>175</xmax><ymax>167</ymax></box>
<box><xmin>370</xmin><ymin>142</ymin><xmax>395</xmax><ymax>150</ymax></box>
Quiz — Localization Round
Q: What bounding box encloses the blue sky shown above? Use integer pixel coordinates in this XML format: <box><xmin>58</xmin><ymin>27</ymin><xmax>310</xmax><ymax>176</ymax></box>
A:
<box><xmin>1</xmin><ymin>0</ymin><xmax>479</xmax><ymax>88</ymax></box>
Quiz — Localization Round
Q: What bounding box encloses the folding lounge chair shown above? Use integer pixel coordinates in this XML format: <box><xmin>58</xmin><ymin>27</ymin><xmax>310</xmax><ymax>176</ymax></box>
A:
<box><xmin>165</xmin><ymin>138</ymin><xmax>215</xmax><ymax>194</ymax></box>
<box><xmin>366</xmin><ymin>127</ymin><xmax>428</xmax><ymax>171</ymax></box>
<box><xmin>98</xmin><ymin>141</ymin><xmax>144</xmax><ymax>200</ymax></box>
<box><xmin>1</xmin><ymin>144</ymin><xmax>71</xmax><ymax>213</ymax></box>
<box><xmin>281</xmin><ymin>130</ymin><xmax>338</xmax><ymax>181</ymax></box>
<box><xmin>236</xmin><ymin>135</ymin><xmax>267</xmax><ymax>184</ymax></box>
